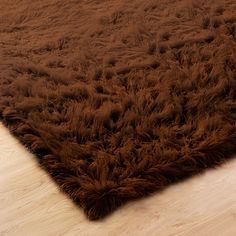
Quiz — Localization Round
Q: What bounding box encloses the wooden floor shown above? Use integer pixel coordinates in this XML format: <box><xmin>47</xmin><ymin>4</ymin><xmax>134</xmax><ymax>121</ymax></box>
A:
<box><xmin>0</xmin><ymin>123</ymin><xmax>236</xmax><ymax>236</ymax></box>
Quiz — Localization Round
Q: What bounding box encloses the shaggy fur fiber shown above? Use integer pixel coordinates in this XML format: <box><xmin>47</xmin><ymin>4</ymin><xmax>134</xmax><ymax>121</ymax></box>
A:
<box><xmin>0</xmin><ymin>0</ymin><xmax>236</xmax><ymax>220</ymax></box>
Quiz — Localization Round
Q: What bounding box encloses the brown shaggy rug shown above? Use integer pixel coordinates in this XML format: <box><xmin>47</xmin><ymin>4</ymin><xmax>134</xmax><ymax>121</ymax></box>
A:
<box><xmin>0</xmin><ymin>0</ymin><xmax>236</xmax><ymax>220</ymax></box>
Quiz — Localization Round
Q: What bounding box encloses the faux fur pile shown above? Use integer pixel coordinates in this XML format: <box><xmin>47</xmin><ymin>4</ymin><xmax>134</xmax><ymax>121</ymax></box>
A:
<box><xmin>0</xmin><ymin>0</ymin><xmax>236</xmax><ymax>220</ymax></box>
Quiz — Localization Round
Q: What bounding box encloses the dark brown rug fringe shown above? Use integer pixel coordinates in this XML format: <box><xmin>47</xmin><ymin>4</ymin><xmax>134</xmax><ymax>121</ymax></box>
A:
<box><xmin>1</xmin><ymin>0</ymin><xmax>236</xmax><ymax>220</ymax></box>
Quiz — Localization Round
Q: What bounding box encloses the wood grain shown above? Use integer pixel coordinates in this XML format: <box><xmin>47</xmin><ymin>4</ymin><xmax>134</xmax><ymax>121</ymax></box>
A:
<box><xmin>0</xmin><ymin>122</ymin><xmax>236</xmax><ymax>236</ymax></box>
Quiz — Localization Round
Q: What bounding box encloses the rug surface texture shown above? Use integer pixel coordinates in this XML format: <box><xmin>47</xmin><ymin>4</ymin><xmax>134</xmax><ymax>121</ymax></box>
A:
<box><xmin>0</xmin><ymin>0</ymin><xmax>236</xmax><ymax>220</ymax></box>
